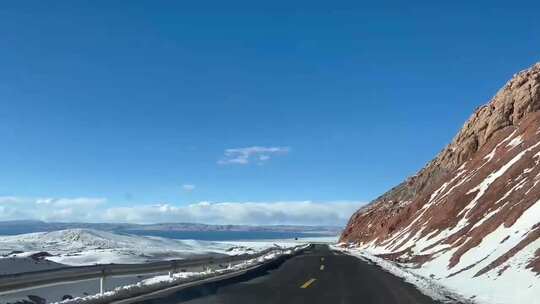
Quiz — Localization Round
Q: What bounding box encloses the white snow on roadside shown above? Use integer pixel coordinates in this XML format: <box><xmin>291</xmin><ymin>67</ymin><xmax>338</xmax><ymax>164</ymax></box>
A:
<box><xmin>49</xmin><ymin>246</ymin><xmax>307</xmax><ymax>304</ymax></box>
<box><xmin>0</xmin><ymin>229</ymin><xmax>320</xmax><ymax>304</ymax></box>
<box><xmin>218</xmin><ymin>235</ymin><xmax>338</xmax><ymax>250</ymax></box>
<box><xmin>340</xmin><ymin>199</ymin><xmax>540</xmax><ymax>304</ymax></box>
<box><xmin>331</xmin><ymin>245</ymin><xmax>472</xmax><ymax>303</ymax></box>
<box><xmin>420</xmin><ymin>200</ymin><xmax>540</xmax><ymax>304</ymax></box>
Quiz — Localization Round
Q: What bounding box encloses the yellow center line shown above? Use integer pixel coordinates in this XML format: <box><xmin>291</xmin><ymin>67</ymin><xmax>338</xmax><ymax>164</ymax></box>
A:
<box><xmin>320</xmin><ymin>264</ymin><xmax>325</xmax><ymax>271</ymax></box>
<box><xmin>300</xmin><ymin>278</ymin><xmax>317</xmax><ymax>289</ymax></box>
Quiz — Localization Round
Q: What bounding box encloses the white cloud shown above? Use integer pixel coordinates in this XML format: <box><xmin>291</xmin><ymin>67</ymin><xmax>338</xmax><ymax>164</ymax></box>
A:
<box><xmin>182</xmin><ymin>184</ymin><xmax>196</xmax><ymax>192</ymax></box>
<box><xmin>218</xmin><ymin>146</ymin><xmax>290</xmax><ymax>165</ymax></box>
<box><xmin>37</xmin><ymin>197</ymin><xmax>106</xmax><ymax>208</ymax></box>
<box><xmin>0</xmin><ymin>196</ymin><xmax>364</xmax><ymax>226</ymax></box>
<box><xmin>101</xmin><ymin>200</ymin><xmax>363</xmax><ymax>226</ymax></box>
<box><xmin>0</xmin><ymin>196</ymin><xmax>26</xmax><ymax>204</ymax></box>
<box><xmin>0</xmin><ymin>196</ymin><xmax>107</xmax><ymax>222</ymax></box>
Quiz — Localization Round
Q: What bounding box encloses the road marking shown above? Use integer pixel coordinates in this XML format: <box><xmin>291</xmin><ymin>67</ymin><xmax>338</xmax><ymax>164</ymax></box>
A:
<box><xmin>300</xmin><ymin>278</ymin><xmax>317</xmax><ymax>289</ymax></box>
<box><xmin>320</xmin><ymin>265</ymin><xmax>325</xmax><ymax>271</ymax></box>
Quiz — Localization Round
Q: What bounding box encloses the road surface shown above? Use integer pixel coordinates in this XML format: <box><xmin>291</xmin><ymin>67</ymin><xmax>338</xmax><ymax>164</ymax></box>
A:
<box><xmin>136</xmin><ymin>244</ymin><xmax>439</xmax><ymax>304</ymax></box>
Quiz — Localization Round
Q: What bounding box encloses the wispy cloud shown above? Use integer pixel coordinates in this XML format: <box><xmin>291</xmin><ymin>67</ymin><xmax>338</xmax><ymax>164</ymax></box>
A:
<box><xmin>182</xmin><ymin>184</ymin><xmax>196</xmax><ymax>192</ymax></box>
<box><xmin>105</xmin><ymin>200</ymin><xmax>361</xmax><ymax>225</ymax></box>
<box><xmin>0</xmin><ymin>196</ymin><xmax>364</xmax><ymax>226</ymax></box>
<box><xmin>218</xmin><ymin>146</ymin><xmax>290</xmax><ymax>165</ymax></box>
<box><xmin>35</xmin><ymin>197</ymin><xmax>106</xmax><ymax>208</ymax></box>
<box><xmin>0</xmin><ymin>196</ymin><xmax>106</xmax><ymax>222</ymax></box>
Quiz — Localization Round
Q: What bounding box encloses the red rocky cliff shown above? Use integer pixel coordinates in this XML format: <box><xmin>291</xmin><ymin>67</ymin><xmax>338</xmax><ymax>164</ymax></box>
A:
<box><xmin>341</xmin><ymin>63</ymin><xmax>540</xmax><ymax>281</ymax></box>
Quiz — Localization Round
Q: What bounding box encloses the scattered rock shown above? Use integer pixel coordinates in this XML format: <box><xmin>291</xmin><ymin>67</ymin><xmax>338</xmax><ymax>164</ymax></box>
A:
<box><xmin>27</xmin><ymin>295</ymin><xmax>46</xmax><ymax>304</ymax></box>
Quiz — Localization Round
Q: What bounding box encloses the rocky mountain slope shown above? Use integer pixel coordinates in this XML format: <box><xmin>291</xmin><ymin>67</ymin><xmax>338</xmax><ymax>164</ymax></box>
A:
<box><xmin>341</xmin><ymin>63</ymin><xmax>540</xmax><ymax>304</ymax></box>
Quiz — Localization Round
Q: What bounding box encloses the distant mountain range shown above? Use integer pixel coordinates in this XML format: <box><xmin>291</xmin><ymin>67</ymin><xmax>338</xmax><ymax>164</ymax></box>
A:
<box><xmin>0</xmin><ymin>220</ymin><xmax>342</xmax><ymax>236</ymax></box>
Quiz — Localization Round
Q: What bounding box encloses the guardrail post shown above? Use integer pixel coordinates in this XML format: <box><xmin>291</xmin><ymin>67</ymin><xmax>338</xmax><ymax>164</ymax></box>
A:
<box><xmin>169</xmin><ymin>261</ymin><xmax>177</xmax><ymax>278</ymax></box>
<box><xmin>205</xmin><ymin>259</ymin><xmax>214</xmax><ymax>272</ymax></box>
<box><xmin>100</xmin><ymin>269</ymin><xmax>106</xmax><ymax>295</ymax></box>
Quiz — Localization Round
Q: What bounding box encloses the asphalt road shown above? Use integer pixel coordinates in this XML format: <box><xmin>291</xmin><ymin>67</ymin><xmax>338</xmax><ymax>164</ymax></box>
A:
<box><xmin>136</xmin><ymin>244</ymin><xmax>440</xmax><ymax>304</ymax></box>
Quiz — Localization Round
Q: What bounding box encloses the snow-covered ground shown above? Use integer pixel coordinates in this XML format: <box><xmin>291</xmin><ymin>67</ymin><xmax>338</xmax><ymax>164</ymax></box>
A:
<box><xmin>1</xmin><ymin>273</ymin><xmax>160</xmax><ymax>304</ymax></box>
<box><xmin>0</xmin><ymin>229</ymin><xmax>318</xmax><ymax>303</ymax></box>
<box><xmin>49</xmin><ymin>247</ymin><xmax>305</xmax><ymax>304</ymax></box>
<box><xmin>332</xmin><ymin>245</ymin><xmax>473</xmax><ymax>304</ymax></box>
<box><xmin>0</xmin><ymin>229</ymin><xmax>266</xmax><ymax>268</ymax></box>
<box><xmin>334</xmin><ymin>243</ymin><xmax>539</xmax><ymax>304</ymax></box>
<box><xmin>0</xmin><ymin>243</ymin><xmax>305</xmax><ymax>304</ymax></box>
<box><xmin>0</xmin><ymin>229</ymin><xmax>337</xmax><ymax>269</ymax></box>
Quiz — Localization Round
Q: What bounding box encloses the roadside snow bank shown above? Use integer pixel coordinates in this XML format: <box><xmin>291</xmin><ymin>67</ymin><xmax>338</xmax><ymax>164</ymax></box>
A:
<box><xmin>331</xmin><ymin>245</ymin><xmax>474</xmax><ymax>304</ymax></box>
<box><xmin>219</xmin><ymin>235</ymin><xmax>338</xmax><ymax>250</ymax></box>
<box><xmin>52</xmin><ymin>245</ymin><xmax>307</xmax><ymax>304</ymax></box>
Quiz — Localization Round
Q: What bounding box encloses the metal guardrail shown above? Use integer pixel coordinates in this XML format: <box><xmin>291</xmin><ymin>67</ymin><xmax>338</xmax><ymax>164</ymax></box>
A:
<box><xmin>0</xmin><ymin>246</ymin><xmax>293</xmax><ymax>295</ymax></box>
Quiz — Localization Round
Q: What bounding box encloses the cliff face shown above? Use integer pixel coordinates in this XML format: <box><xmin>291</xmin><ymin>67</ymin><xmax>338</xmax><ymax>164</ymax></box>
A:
<box><xmin>341</xmin><ymin>63</ymin><xmax>540</xmax><ymax>281</ymax></box>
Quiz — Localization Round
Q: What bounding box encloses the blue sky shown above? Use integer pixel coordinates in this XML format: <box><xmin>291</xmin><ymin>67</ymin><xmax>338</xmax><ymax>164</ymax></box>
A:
<box><xmin>0</xmin><ymin>1</ymin><xmax>539</xmax><ymax>225</ymax></box>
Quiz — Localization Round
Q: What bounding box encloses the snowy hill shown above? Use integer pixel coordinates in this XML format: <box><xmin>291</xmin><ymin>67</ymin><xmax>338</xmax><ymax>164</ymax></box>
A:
<box><xmin>341</xmin><ymin>63</ymin><xmax>540</xmax><ymax>304</ymax></box>
<box><xmin>0</xmin><ymin>228</ymin><xmax>228</xmax><ymax>252</ymax></box>
<box><xmin>0</xmin><ymin>229</ymin><xmax>254</xmax><ymax>268</ymax></box>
